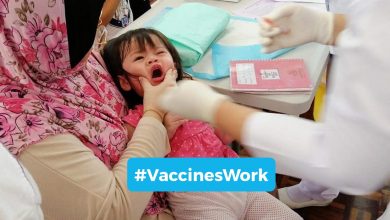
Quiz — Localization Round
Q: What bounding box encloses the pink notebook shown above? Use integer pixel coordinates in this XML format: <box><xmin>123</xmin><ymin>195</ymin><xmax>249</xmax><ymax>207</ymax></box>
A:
<box><xmin>230</xmin><ymin>59</ymin><xmax>312</xmax><ymax>93</ymax></box>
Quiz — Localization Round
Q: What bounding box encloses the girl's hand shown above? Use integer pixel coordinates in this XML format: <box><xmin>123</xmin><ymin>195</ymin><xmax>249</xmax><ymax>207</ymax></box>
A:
<box><xmin>163</xmin><ymin>113</ymin><xmax>188</xmax><ymax>139</ymax></box>
<box><xmin>214</xmin><ymin>128</ymin><xmax>233</xmax><ymax>145</ymax></box>
<box><xmin>124</xmin><ymin>122</ymin><xmax>135</xmax><ymax>140</ymax></box>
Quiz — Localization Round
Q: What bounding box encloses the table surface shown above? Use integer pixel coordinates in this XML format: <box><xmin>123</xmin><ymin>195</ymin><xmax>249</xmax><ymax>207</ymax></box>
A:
<box><xmin>117</xmin><ymin>0</ymin><xmax>330</xmax><ymax>115</ymax></box>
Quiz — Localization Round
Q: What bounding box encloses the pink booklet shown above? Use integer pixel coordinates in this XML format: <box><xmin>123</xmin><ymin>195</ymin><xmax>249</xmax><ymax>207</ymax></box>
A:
<box><xmin>230</xmin><ymin>59</ymin><xmax>312</xmax><ymax>93</ymax></box>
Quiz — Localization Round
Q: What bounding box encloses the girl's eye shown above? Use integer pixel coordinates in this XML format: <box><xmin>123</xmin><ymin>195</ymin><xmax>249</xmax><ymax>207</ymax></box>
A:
<box><xmin>157</xmin><ymin>50</ymin><xmax>166</xmax><ymax>54</ymax></box>
<box><xmin>134</xmin><ymin>56</ymin><xmax>144</xmax><ymax>61</ymax></box>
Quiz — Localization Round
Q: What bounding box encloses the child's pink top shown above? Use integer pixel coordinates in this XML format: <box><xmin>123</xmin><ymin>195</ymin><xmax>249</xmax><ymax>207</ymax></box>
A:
<box><xmin>123</xmin><ymin>105</ymin><xmax>238</xmax><ymax>158</ymax></box>
<box><xmin>123</xmin><ymin>105</ymin><xmax>238</xmax><ymax>215</ymax></box>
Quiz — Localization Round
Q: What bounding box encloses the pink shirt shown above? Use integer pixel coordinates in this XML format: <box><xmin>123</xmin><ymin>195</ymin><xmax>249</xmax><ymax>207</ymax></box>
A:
<box><xmin>123</xmin><ymin>105</ymin><xmax>238</xmax><ymax>215</ymax></box>
<box><xmin>123</xmin><ymin>105</ymin><xmax>238</xmax><ymax>158</ymax></box>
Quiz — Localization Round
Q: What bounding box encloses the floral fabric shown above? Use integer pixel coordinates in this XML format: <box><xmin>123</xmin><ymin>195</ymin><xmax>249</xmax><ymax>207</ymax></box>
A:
<box><xmin>123</xmin><ymin>105</ymin><xmax>239</xmax><ymax>215</ymax></box>
<box><xmin>0</xmin><ymin>0</ymin><xmax>128</xmax><ymax>167</ymax></box>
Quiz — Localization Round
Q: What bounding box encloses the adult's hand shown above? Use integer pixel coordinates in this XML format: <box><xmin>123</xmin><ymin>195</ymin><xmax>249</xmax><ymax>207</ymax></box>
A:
<box><xmin>259</xmin><ymin>4</ymin><xmax>334</xmax><ymax>53</ymax></box>
<box><xmin>159</xmin><ymin>80</ymin><xmax>230</xmax><ymax>124</ymax></box>
<box><xmin>140</xmin><ymin>69</ymin><xmax>177</xmax><ymax>121</ymax></box>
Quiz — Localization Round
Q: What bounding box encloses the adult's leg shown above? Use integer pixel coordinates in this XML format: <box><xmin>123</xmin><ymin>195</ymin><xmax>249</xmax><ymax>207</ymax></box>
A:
<box><xmin>244</xmin><ymin>192</ymin><xmax>302</xmax><ymax>220</ymax></box>
<box><xmin>168</xmin><ymin>192</ymin><xmax>247</xmax><ymax>220</ymax></box>
<box><xmin>278</xmin><ymin>179</ymin><xmax>339</xmax><ymax>209</ymax></box>
<box><xmin>141</xmin><ymin>208</ymin><xmax>175</xmax><ymax>220</ymax></box>
<box><xmin>286</xmin><ymin>179</ymin><xmax>339</xmax><ymax>201</ymax></box>
<box><xmin>19</xmin><ymin>134</ymin><xmax>154</xmax><ymax>220</ymax></box>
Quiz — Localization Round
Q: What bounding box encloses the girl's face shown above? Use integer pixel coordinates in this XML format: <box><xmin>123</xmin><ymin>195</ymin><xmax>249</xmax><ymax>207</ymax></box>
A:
<box><xmin>120</xmin><ymin>35</ymin><xmax>175</xmax><ymax>96</ymax></box>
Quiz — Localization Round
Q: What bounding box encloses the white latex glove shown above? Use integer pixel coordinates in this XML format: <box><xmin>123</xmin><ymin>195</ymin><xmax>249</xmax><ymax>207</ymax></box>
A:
<box><xmin>259</xmin><ymin>4</ymin><xmax>334</xmax><ymax>53</ymax></box>
<box><xmin>159</xmin><ymin>80</ymin><xmax>230</xmax><ymax>124</ymax></box>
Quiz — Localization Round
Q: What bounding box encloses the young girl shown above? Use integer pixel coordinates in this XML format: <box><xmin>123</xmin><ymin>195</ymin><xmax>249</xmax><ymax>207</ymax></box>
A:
<box><xmin>102</xmin><ymin>28</ymin><xmax>301</xmax><ymax>219</ymax></box>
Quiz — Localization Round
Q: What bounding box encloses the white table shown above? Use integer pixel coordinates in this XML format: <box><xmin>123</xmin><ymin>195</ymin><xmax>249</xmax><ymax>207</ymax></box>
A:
<box><xmin>118</xmin><ymin>0</ymin><xmax>330</xmax><ymax>115</ymax></box>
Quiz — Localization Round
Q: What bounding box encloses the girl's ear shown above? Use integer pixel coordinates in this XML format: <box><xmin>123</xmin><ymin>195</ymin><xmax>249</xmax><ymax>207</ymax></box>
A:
<box><xmin>118</xmin><ymin>75</ymin><xmax>132</xmax><ymax>91</ymax></box>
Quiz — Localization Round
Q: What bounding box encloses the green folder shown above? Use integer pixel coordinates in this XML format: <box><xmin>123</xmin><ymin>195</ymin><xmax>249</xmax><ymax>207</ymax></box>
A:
<box><xmin>151</xmin><ymin>3</ymin><xmax>230</xmax><ymax>67</ymax></box>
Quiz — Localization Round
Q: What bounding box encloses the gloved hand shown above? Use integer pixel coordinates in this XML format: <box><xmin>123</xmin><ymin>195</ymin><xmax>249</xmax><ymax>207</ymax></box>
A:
<box><xmin>159</xmin><ymin>80</ymin><xmax>231</xmax><ymax>124</ymax></box>
<box><xmin>259</xmin><ymin>4</ymin><xmax>334</xmax><ymax>53</ymax></box>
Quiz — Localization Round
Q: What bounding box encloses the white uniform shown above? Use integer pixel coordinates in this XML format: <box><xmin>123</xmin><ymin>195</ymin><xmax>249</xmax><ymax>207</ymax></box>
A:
<box><xmin>328</xmin><ymin>0</ymin><xmax>360</xmax><ymax>13</ymax></box>
<box><xmin>0</xmin><ymin>144</ymin><xmax>43</xmax><ymax>220</ymax></box>
<box><xmin>242</xmin><ymin>0</ymin><xmax>390</xmax><ymax>217</ymax></box>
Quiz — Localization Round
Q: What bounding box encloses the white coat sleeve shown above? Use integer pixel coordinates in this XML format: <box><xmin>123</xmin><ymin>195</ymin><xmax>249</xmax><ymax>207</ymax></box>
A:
<box><xmin>242</xmin><ymin>0</ymin><xmax>390</xmax><ymax>195</ymax></box>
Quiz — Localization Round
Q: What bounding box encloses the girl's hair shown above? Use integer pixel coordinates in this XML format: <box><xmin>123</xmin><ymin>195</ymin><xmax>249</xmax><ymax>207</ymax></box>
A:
<box><xmin>102</xmin><ymin>28</ymin><xmax>184</xmax><ymax>108</ymax></box>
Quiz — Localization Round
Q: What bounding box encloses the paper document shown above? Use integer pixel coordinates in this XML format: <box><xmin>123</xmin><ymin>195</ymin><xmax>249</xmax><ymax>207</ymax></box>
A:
<box><xmin>234</xmin><ymin>0</ymin><xmax>326</xmax><ymax>19</ymax></box>
<box><xmin>233</xmin><ymin>0</ymin><xmax>284</xmax><ymax>19</ymax></box>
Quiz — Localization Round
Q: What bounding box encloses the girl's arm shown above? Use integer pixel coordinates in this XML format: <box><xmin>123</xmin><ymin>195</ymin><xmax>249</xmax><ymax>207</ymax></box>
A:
<box><xmin>163</xmin><ymin>112</ymin><xmax>187</xmax><ymax>139</ymax></box>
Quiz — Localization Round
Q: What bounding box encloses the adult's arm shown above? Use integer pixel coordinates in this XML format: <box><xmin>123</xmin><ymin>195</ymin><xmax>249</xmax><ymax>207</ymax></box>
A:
<box><xmin>162</xmin><ymin>79</ymin><xmax>390</xmax><ymax>196</ymax></box>
<box><xmin>19</xmin><ymin>116</ymin><xmax>170</xmax><ymax>220</ymax></box>
<box><xmin>215</xmin><ymin>100</ymin><xmax>390</xmax><ymax>195</ymax></box>
<box><xmin>331</xmin><ymin>14</ymin><xmax>346</xmax><ymax>45</ymax></box>
<box><xmin>209</xmin><ymin>1</ymin><xmax>390</xmax><ymax>194</ymax></box>
<box><xmin>101</xmin><ymin>0</ymin><xmax>120</xmax><ymax>26</ymax></box>
<box><xmin>160</xmin><ymin>1</ymin><xmax>390</xmax><ymax>193</ymax></box>
<box><xmin>18</xmin><ymin>68</ymin><xmax>178</xmax><ymax>220</ymax></box>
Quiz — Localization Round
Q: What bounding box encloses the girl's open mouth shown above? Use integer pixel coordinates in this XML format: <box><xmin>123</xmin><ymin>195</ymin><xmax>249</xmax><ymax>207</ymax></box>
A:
<box><xmin>152</xmin><ymin>68</ymin><xmax>162</xmax><ymax>78</ymax></box>
<box><xmin>150</xmin><ymin>65</ymin><xmax>164</xmax><ymax>83</ymax></box>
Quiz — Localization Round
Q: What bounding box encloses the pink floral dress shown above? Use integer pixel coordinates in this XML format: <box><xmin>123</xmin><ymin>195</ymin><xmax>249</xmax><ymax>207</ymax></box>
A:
<box><xmin>123</xmin><ymin>105</ymin><xmax>239</xmax><ymax>214</ymax></box>
<box><xmin>0</xmin><ymin>1</ymin><xmax>128</xmax><ymax>168</ymax></box>
<box><xmin>0</xmin><ymin>0</ymin><xmax>233</xmax><ymax>215</ymax></box>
